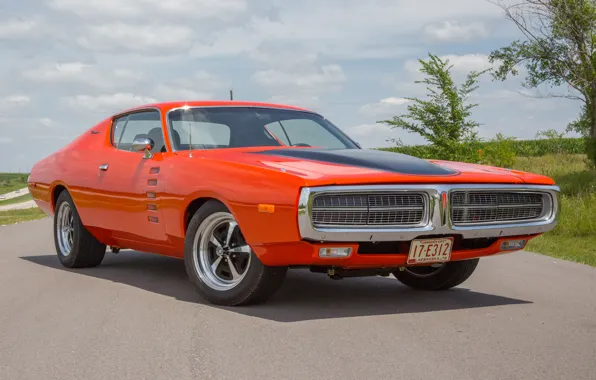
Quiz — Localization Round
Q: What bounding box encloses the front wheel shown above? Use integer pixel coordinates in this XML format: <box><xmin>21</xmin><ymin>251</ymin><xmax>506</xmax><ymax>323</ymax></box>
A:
<box><xmin>184</xmin><ymin>200</ymin><xmax>287</xmax><ymax>306</ymax></box>
<box><xmin>393</xmin><ymin>258</ymin><xmax>480</xmax><ymax>290</ymax></box>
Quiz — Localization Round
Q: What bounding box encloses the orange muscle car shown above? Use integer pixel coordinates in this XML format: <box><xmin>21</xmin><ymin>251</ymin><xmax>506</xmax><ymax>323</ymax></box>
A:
<box><xmin>28</xmin><ymin>101</ymin><xmax>561</xmax><ymax>306</ymax></box>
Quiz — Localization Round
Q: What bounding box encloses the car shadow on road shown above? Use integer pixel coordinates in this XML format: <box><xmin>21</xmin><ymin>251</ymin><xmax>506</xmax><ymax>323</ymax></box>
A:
<box><xmin>21</xmin><ymin>251</ymin><xmax>532</xmax><ymax>323</ymax></box>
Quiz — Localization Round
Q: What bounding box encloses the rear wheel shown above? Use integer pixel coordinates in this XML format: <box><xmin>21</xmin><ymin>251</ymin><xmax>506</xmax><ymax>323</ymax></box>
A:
<box><xmin>184</xmin><ymin>200</ymin><xmax>287</xmax><ymax>306</ymax></box>
<box><xmin>393</xmin><ymin>258</ymin><xmax>479</xmax><ymax>290</ymax></box>
<box><xmin>53</xmin><ymin>190</ymin><xmax>106</xmax><ymax>268</ymax></box>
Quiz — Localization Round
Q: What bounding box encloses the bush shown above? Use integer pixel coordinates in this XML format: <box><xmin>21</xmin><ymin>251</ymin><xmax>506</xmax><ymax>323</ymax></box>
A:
<box><xmin>378</xmin><ymin>53</ymin><xmax>489</xmax><ymax>164</ymax></box>
<box><xmin>479</xmin><ymin>133</ymin><xmax>517</xmax><ymax>168</ymax></box>
<box><xmin>380</xmin><ymin>137</ymin><xmax>585</xmax><ymax>159</ymax></box>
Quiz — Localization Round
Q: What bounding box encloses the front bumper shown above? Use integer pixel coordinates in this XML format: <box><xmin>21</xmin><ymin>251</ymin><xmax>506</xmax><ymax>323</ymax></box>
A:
<box><xmin>252</xmin><ymin>234</ymin><xmax>540</xmax><ymax>268</ymax></box>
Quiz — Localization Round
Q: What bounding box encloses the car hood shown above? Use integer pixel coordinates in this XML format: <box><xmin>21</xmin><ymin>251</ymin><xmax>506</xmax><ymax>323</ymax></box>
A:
<box><xmin>198</xmin><ymin>147</ymin><xmax>555</xmax><ymax>186</ymax></box>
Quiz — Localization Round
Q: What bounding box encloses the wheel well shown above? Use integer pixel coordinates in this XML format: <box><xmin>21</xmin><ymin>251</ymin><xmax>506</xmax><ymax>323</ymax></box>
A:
<box><xmin>184</xmin><ymin>197</ymin><xmax>225</xmax><ymax>232</ymax></box>
<box><xmin>52</xmin><ymin>185</ymin><xmax>67</xmax><ymax>211</ymax></box>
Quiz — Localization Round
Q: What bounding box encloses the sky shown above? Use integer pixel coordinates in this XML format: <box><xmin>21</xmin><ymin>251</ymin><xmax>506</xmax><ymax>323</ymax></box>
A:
<box><xmin>0</xmin><ymin>0</ymin><xmax>583</xmax><ymax>172</ymax></box>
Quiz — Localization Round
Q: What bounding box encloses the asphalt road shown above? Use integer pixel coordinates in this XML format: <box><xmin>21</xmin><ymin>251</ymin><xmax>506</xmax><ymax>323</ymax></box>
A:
<box><xmin>1</xmin><ymin>218</ymin><xmax>595</xmax><ymax>380</ymax></box>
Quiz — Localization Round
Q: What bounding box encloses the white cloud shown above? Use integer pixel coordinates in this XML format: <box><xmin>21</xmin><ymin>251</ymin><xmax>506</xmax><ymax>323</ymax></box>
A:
<box><xmin>152</xmin><ymin>86</ymin><xmax>213</xmax><ymax>102</ymax></box>
<box><xmin>31</xmin><ymin>135</ymin><xmax>70</xmax><ymax>141</ymax></box>
<box><xmin>343</xmin><ymin>123</ymin><xmax>422</xmax><ymax>149</ymax></box>
<box><xmin>380</xmin><ymin>97</ymin><xmax>411</xmax><ymax>106</ymax></box>
<box><xmin>189</xmin><ymin>0</ymin><xmax>500</xmax><ymax>62</ymax></box>
<box><xmin>38</xmin><ymin>118</ymin><xmax>59</xmax><ymax>128</ymax></box>
<box><xmin>253</xmin><ymin>64</ymin><xmax>346</xmax><ymax>89</ymax></box>
<box><xmin>62</xmin><ymin>93</ymin><xmax>158</xmax><ymax>113</ymax></box>
<box><xmin>187</xmin><ymin>22</ymin><xmax>270</xmax><ymax>59</ymax></box>
<box><xmin>266</xmin><ymin>95</ymin><xmax>321</xmax><ymax>111</ymax></box>
<box><xmin>250</xmin><ymin>41</ymin><xmax>319</xmax><ymax>70</ymax></box>
<box><xmin>0</xmin><ymin>17</ymin><xmax>43</xmax><ymax>39</ymax></box>
<box><xmin>253</xmin><ymin>64</ymin><xmax>346</xmax><ymax>110</ymax></box>
<box><xmin>3</xmin><ymin>95</ymin><xmax>30</xmax><ymax>106</ymax></box>
<box><xmin>0</xmin><ymin>137</ymin><xmax>14</xmax><ymax>144</ymax></box>
<box><xmin>406</xmin><ymin>53</ymin><xmax>493</xmax><ymax>75</ymax></box>
<box><xmin>424</xmin><ymin>21</ymin><xmax>488</xmax><ymax>42</ymax></box>
<box><xmin>152</xmin><ymin>71</ymin><xmax>231</xmax><ymax>101</ymax></box>
<box><xmin>0</xmin><ymin>117</ymin><xmax>64</xmax><ymax>134</ymax></box>
<box><xmin>23</xmin><ymin>62</ymin><xmax>91</xmax><ymax>81</ymax></box>
<box><xmin>184</xmin><ymin>71</ymin><xmax>231</xmax><ymax>92</ymax></box>
<box><xmin>23</xmin><ymin>63</ymin><xmax>145</xmax><ymax>89</ymax></box>
<box><xmin>77</xmin><ymin>24</ymin><xmax>195</xmax><ymax>54</ymax></box>
<box><xmin>359</xmin><ymin>97</ymin><xmax>411</xmax><ymax>117</ymax></box>
<box><xmin>49</xmin><ymin>0</ymin><xmax>247</xmax><ymax>19</ymax></box>
<box><xmin>440</xmin><ymin>54</ymin><xmax>493</xmax><ymax>73</ymax></box>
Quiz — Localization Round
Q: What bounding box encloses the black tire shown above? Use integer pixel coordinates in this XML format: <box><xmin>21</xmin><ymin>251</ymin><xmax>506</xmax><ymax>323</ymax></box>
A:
<box><xmin>53</xmin><ymin>190</ymin><xmax>106</xmax><ymax>268</ymax></box>
<box><xmin>393</xmin><ymin>258</ymin><xmax>480</xmax><ymax>290</ymax></box>
<box><xmin>184</xmin><ymin>200</ymin><xmax>288</xmax><ymax>306</ymax></box>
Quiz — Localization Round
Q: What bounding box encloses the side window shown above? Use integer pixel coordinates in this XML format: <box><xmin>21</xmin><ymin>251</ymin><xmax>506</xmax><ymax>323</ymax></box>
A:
<box><xmin>265</xmin><ymin>119</ymin><xmax>346</xmax><ymax>148</ymax></box>
<box><xmin>111</xmin><ymin>116</ymin><xmax>128</xmax><ymax>148</ymax></box>
<box><xmin>170</xmin><ymin>121</ymin><xmax>231</xmax><ymax>149</ymax></box>
<box><xmin>111</xmin><ymin>110</ymin><xmax>165</xmax><ymax>153</ymax></box>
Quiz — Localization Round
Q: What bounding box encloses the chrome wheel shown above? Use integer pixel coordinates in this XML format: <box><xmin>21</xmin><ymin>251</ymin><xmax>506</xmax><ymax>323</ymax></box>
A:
<box><xmin>192</xmin><ymin>212</ymin><xmax>252</xmax><ymax>291</ymax></box>
<box><xmin>404</xmin><ymin>263</ymin><xmax>446</xmax><ymax>278</ymax></box>
<box><xmin>56</xmin><ymin>202</ymin><xmax>74</xmax><ymax>256</ymax></box>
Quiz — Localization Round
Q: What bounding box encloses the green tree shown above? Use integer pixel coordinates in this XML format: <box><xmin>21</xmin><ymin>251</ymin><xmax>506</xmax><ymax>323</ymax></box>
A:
<box><xmin>379</xmin><ymin>53</ymin><xmax>489</xmax><ymax>161</ymax></box>
<box><xmin>488</xmin><ymin>0</ymin><xmax>596</xmax><ymax>166</ymax></box>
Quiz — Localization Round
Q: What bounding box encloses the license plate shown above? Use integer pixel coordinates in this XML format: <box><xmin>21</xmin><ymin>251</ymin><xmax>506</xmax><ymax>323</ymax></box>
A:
<box><xmin>407</xmin><ymin>237</ymin><xmax>453</xmax><ymax>265</ymax></box>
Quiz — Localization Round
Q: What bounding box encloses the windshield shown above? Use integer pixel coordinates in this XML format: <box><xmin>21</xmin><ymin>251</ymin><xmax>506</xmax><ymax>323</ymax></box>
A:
<box><xmin>166</xmin><ymin>106</ymin><xmax>359</xmax><ymax>150</ymax></box>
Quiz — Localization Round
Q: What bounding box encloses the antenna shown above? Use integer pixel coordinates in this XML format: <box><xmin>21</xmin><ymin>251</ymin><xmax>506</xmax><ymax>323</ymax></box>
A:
<box><xmin>230</xmin><ymin>89</ymin><xmax>233</xmax><ymax>100</ymax></box>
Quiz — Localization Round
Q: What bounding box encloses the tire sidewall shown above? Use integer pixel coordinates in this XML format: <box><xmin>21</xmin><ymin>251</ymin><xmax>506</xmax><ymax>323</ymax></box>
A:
<box><xmin>184</xmin><ymin>200</ymin><xmax>269</xmax><ymax>305</ymax></box>
<box><xmin>53</xmin><ymin>191</ymin><xmax>84</xmax><ymax>267</ymax></box>
<box><xmin>394</xmin><ymin>259</ymin><xmax>479</xmax><ymax>290</ymax></box>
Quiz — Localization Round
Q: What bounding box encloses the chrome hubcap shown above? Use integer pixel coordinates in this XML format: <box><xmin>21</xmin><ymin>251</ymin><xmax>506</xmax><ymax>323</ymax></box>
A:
<box><xmin>193</xmin><ymin>212</ymin><xmax>252</xmax><ymax>291</ymax></box>
<box><xmin>404</xmin><ymin>263</ymin><xmax>446</xmax><ymax>278</ymax></box>
<box><xmin>56</xmin><ymin>202</ymin><xmax>74</xmax><ymax>256</ymax></box>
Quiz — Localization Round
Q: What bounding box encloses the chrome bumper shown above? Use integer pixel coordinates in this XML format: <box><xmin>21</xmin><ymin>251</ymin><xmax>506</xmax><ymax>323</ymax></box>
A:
<box><xmin>297</xmin><ymin>184</ymin><xmax>560</xmax><ymax>242</ymax></box>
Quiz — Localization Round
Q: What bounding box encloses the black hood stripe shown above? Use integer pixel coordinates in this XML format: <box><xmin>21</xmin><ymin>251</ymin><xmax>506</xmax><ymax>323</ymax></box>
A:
<box><xmin>252</xmin><ymin>148</ymin><xmax>459</xmax><ymax>176</ymax></box>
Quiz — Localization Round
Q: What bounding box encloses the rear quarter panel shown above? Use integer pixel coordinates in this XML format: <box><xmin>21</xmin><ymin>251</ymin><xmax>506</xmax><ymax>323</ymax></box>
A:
<box><xmin>29</xmin><ymin>119</ymin><xmax>112</xmax><ymax>224</ymax></box>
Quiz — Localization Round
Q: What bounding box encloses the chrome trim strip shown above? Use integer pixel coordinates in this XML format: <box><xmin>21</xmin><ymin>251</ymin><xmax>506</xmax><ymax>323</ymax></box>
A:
<box><xmin>297</xmin><ymin>184</ymin><xmax>560</xmax><ymax>242</ymax></box>
<box><xmin>451</xmin><ymin>203</ymin><xmax>543</xmax><ymax>209</ymax></box>
<box><xmin>449</xmin><ymin>189</ymin><xmax>549</xmax><ymax>226</ymax></box>
<box><xmin>311</xmin><ymin>191</ymin><xmax>429</xmax><ymax>228</ymax></box>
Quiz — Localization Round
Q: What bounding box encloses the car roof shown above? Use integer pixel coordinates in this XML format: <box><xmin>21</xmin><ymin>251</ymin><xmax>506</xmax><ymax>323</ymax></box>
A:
<box><xmin>114</xmin><ymin>100</ymin><xmax>314</xmax><ymax>117</ymax></box>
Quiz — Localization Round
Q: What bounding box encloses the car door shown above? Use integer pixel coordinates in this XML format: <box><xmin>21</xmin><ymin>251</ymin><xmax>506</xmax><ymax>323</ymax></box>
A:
<box><xmin>96</xmin><ymin>109</ymin><xmax>170</xmax><ymax>250</ymax></box>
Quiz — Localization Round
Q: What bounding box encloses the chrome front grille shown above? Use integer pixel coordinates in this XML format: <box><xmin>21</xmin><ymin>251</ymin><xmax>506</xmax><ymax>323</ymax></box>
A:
<box><xmin>311</xmin><ymin>193</ymin><xmax>426</xmax><ymax>227</ymax></box>
<box><xmin>450</xmin><ymin>191</ymin><xmax>546</xmax><ymax>225</ymax></box>
<box><xmin>298</xmin><ymin>184</ymin><xmax>560</xmax><ymax>241</ymax></box>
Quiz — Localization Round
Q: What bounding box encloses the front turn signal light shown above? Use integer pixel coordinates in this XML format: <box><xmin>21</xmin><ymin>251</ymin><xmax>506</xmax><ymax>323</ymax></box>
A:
<box><xmin>500</xmin><ymin>239</ymin><xmax>527</xmax><ymax>251</ymax></box>
<box><xmin>319</xmin><ymin>247</ymin><xmax>352</xmax><ymax>258</ymax></box>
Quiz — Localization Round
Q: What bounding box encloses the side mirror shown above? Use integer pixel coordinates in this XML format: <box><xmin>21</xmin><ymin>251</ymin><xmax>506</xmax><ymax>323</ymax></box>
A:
<box><xmin>131</xmin><ymin>137</ymin><xmax>154</xmax><ymax>158</ymax></box>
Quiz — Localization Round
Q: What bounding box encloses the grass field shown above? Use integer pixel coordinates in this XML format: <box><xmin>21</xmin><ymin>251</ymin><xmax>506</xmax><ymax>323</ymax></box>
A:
<box><xmin>0</xmin><ymin>173</ymin><xmax>28</xmax><ymax>194</ymax></box>
<box><xmin>513</xmin><ymin>154</ymin><xmax>596</xmax><ymax>266</ymax></box>
<box><xmin>0</xmin><ymin>208</ymin><xmax>46</xmax><ymax>226</ymax></box>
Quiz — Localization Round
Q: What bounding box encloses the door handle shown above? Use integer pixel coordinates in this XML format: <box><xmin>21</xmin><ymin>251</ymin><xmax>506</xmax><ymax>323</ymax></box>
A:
<box><xmin>99</xmin><ymin>164</ymin><xmax>109</xmax><ymax>171</ymax></box>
